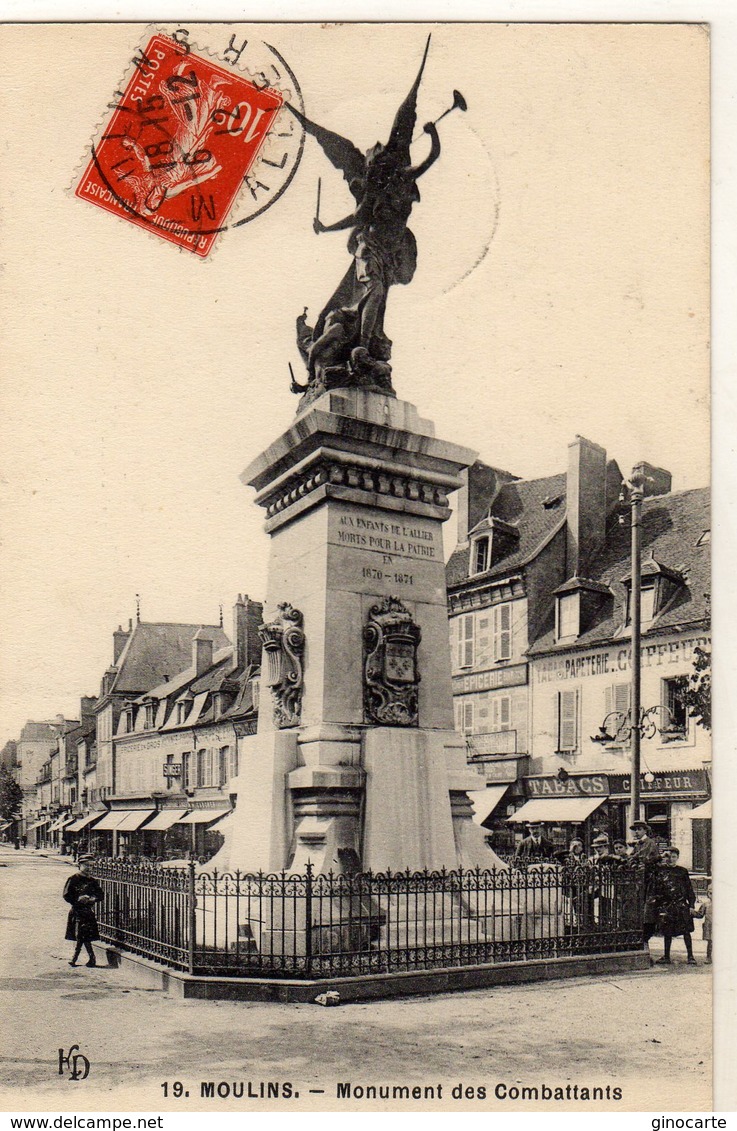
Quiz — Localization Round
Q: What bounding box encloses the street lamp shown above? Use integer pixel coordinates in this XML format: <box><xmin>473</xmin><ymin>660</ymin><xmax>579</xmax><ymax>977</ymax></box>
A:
<box><xmin>590</xmin><ymin>465</ymin><xmax>687</xmax><ymax>823</ymax></box>
<box><xmin>591</xmin><ymin>704</ymin><xmax>684</xmax><ymax>746</ymax></box>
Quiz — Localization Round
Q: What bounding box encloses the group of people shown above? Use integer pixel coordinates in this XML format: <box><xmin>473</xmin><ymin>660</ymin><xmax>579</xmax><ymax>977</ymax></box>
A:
<box><xmin>513</xmin><ymin>820</ymin><xmax>712</xmax><ymax>965</ymax></box>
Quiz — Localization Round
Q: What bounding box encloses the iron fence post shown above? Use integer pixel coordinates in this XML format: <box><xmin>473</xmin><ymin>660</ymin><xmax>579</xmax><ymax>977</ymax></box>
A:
<box><xmin>187</xmin><ymin>858</ymin><xmax>196</xmax><ymax>975</ymax></box>
<box><xmin>305</xmin><ymin>861</ymin><xmax>313</xmax><ymax>976</ymax></box>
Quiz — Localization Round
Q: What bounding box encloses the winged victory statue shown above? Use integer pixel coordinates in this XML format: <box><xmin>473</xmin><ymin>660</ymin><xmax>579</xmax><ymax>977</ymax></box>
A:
<box><xmin>287</xmin><ymin>37</ymin><xmax>466</xmax><ymax>407</ymax></box>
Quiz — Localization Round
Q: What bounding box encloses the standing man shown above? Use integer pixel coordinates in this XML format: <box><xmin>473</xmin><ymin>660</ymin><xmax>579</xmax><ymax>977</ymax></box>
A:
<box><xmin>629</xmin><ymin>820</ymin><xmax>661</xmax><ymax>866</ymax></box>
<box><xmin>63</xmin><ymin>855</ymin><xmax>103</xmax><ymax>968</ymax></box>
<box><xmin>587</xmin><ymin>834</ymin><xmax>618</xmax><ymax>925</ymax></box>
<box><xmin>514</xmin><ymin>823</ymin><xmax>554</xmax><ymax>864</ymax></box>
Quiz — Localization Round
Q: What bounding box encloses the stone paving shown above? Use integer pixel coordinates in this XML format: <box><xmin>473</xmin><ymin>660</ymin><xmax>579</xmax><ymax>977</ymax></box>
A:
<box><xmin>0</xmin><ymin>848</ymin><xmax>712</xmax><ymax>1113</ymax></box>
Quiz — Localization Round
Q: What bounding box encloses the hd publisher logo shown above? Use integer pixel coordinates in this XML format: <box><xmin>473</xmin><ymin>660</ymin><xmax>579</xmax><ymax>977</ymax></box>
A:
<box><xmin>58</xmin><ymin>1045</ymin><xmax>90</xmax><ymax>1081</ymax></box>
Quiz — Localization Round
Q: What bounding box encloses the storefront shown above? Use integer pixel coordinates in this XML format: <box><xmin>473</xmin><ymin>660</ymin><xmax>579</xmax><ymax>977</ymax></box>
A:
<box><xmin>508</xmin><ymin>773</ymin><xmax>610</xmax><ymax>853</ymax></box>
<box><xmin>505</xmin><ymin>769</ymin><xmax>710</xmax><ymax>866</ymax></box>
<box><xmin>606</xmin><ymin>769</ymin><xmax>710</xmax><ymax>872</ymax></box>
<box><xmin>177</xmin><ymin>804</ymin><xmax>231</xmax><ymax>860</ymax></box>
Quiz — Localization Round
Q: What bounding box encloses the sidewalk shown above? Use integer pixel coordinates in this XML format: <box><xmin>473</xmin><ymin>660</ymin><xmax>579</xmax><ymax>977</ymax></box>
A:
<box><xmin>0</xmin><ymin>850</ymin><xmax>712</xmax><ymax>1113</ymax></box>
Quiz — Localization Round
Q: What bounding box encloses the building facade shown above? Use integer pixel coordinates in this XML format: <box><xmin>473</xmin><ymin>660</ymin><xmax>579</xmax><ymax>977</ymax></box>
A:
<box><xmin>447</xmin><ymin>440</ymin><xmax>711</xmax><ymax>871</ymax></box>
<box><xmin>69</xmin><ymin>596</ymin><xmax>262</xmax><ymax>861</ymax></box>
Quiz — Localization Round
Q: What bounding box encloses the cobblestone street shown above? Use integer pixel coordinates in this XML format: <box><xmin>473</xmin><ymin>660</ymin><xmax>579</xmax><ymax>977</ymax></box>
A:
<box><xmin>0</xmin><ymin>850</ymin><xmax>712</xmax><ymax>1113</ymax></box>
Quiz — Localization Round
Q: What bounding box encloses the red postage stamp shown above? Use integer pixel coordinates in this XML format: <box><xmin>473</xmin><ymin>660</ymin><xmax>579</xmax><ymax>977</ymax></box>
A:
<box><xmin>76</xmin><ymin>34</ymin><xmax>295</xmax><ymax>257</ymax></box>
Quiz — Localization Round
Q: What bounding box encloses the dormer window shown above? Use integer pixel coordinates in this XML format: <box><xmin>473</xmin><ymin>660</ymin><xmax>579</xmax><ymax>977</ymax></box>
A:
<box><xmin>636</xmin><ymin>584</ymin><xmax>656</xmax><ymax>625</ymax></box>
<box><xmin>176</xmin><ymin>700</ymin><xmax>189</xmax><ymax>725</ymax></box>
<box><xmin>471</xmin><ymin>536</ymin><xmax>490</xmax><ymax>575</ymax></box>
<box><xmin>123</xmin><ymin>702</ymin><xmax>135</xmax><ymax>732</ymax></box>
<box><xmin>623</xmin><ymin>558</ymin><xmax>683</xmax><ymax>628</ymax></box>
<box><xmin>554</xmin><ymin>577</ymin><xmax>610</xmax><ymax>641</ymax></box>
<box><xmin>467</xmin><ymin>517</ymin><xmax>519</xmax><ymax>578</ymax></box>
<box><xmin>144</xmin><ymin>702</ymin><xmax>156</xmax><ymax>729</ymax></box>
<box><xmin>556</xmin><ymin>592</ymin><xmax>580</xmax><ymax>640</ymax></box>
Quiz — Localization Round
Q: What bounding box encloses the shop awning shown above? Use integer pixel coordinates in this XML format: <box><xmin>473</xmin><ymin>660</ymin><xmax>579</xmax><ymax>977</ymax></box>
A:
<box><xmin>207</xmin><ymin>810</ymin><xmax>234</xmax><ymax>832</ymax></box>
<box><xmin>177</xmin><ymin>808</ymin><xmax>230</xmax><ymax>825</ymax></box>
<box><xmin>27</xmin><ymin>818</ymin><xmax>50</xmax><ymax>831</ymax></box>
<box><xmin>66</xmin><ymin>812</ymin><xmax>104</xmax><ymax>833</ymax></box>
<box><xmin>143</xmin><ymin>809</ymin><xmax>189</xmax><ymax>831</ymax></box>
<box><xmin>91</xmin><ymin>810</ymin><xmax>132</xmax><ymax>831</ymax></box>
<box><xmin>48</xmin><ymin>814</ymin><xmax>74</xmax><ymax>833</ymax></box>
<box><xmin>507</xmin><ymin>797</ymin><xmax>606</xmax><ymax>824</ymax></box>
<box><xmin>115</xmin><ymin>809</ymin><xmax>156</xmax><ymax>832</ymax></box>
<box><xmin>687</xmin><ymin>800</ymin><xmax>712</xmax><ymax>820</ymax></box>
<box><xmin>468</xmin><ymin>785</ymin><xmax>510</xmax><ymax>827</ymax></box>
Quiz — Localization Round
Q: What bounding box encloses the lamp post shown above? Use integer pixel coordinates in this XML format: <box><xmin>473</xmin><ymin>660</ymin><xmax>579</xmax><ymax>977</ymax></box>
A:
<box><xmin>627</xmin><ymin>467</ymin><xmax>645</xmax><ymax>824</ymax></box>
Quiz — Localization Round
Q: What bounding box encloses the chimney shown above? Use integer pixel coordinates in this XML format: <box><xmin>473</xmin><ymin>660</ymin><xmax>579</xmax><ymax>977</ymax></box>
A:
<box><xmin>233</xmin><ymin>594</ymin><xmax>264</xmax><ymax>669</ymax></box>
<box><xmin>113</xmin><ymin>623</ymin><xmax>131</xmax><ymax>664</ymax></box>
<box><xmin>80</xmin><ymin>696</ymin><xmax>97</xmax><ymax>725</ymax></box>
<box><xmin>566</xmin><ymin>436</ymin><xmax>607</xmax><ymax>577</ymax></box>
<box><xmin>192</xmin><ymin>628</ymin><xmax>214</xmax><ymax>676</ymax></box>
<box><xmin>456</xmin><ymin>461</ymin><xmax>518</xmax><ymax>544</ymax></box>
<box><xmin>637</xmin><ymin>461</ymin><xmax>672</xmax><ymax>499</ymax></box>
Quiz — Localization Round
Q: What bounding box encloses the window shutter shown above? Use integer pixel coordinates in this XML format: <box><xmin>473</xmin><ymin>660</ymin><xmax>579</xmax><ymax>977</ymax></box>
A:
<box><xmin>494</xmin><ymin>604</ymin><xmax>512</xmax><ymax>660</ymax></box>
<box><xmin>500</xmin><ymin>696</ymin><xmax>511</xmax><ymax>730</ymax></box>
<box><xmin>460</xmin><ymin>614</ymin><xmax>475</xmax><ymax>667</ymax></box>
<box><xmin>558</xmin><ymin>690</ymin><xmax>578</xmax><ymax>751</ymax></box>
<box><xmin>463</xmin><ymin>699</ymin><xmax>474</xmax><ymax>734</ymax></box>
<box><xmin>614</xmin><ymin>683</ymin><xmax>630</xmax><ymax>716</ymax></box>
<box><xmin>454</xmin><ymin>699</ymin><xmax>462</xmax><ymax>731</ymax></box>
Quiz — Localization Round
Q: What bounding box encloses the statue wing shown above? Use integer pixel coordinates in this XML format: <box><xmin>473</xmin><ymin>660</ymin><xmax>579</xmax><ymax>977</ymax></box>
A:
<box><xmin>385</xmin><ymin>34</ymin><xmax>431</xmax><ymax>157</ymax></box>
<box><xmin>286</xmin><ymin>104</ymin><xmax>365</xmax><ymax>197</ymax></box>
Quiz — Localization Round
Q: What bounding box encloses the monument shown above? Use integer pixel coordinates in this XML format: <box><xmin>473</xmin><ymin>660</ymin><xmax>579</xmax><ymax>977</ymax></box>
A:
<box><xmin>212</xmin><ymin>41</ymin><xmax>506</xmax><ymax>882</ymax></box>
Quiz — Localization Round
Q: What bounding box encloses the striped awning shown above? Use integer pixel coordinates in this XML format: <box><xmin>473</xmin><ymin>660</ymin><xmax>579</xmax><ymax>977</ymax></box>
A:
<box><xmin>115</xmin><ymin>809</ymin><xmax>156</xmax><ymax>832</ymax></box>
<box><xmin>66</xmin><ymin>812</ymin><xmax>104</xmax><ymax>833</ymax></box>
<box><xmin>467</xmin><ymin>785</ymin><xmax>510</xmax><ymax>827</ymax></box>
<box><xmin>91</xmin><ymin>810</ymin><xmax>131</xmax><ymax>831</ymax></box>
<box><xmin>207</xmin><ymin>810</ymin><xmax>234</xmax><ymax>832</ymax></box>
<box><xmin>177</xmin><ymin>808</ymin><xmax>230</xmax><ymax>825</ymax></box>
<box><xmin>48</xmin><ymin>814</ymin><xmax>75</xmax><ymax>833</ymax></box>
<box><xmin>507</xmin><ymin>797</ymin><xmax>606</xmax><ymax>824</ymax></box>
<box><xmin>143</xmin><ymin>809</ymin><xmax>189</xmax><ymax>831</ymax></box>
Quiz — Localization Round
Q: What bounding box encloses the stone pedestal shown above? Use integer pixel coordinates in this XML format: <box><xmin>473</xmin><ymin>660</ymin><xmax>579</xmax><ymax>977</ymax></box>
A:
<box><xmin>212</xmin><ymin>389</ymin><xmax>505</xmax><ymax>878</ymax></box>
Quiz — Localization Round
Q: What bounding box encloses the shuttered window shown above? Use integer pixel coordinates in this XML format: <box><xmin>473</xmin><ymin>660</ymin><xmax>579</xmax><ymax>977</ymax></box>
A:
<box><xmin>604</xmin><ymin>682</ymin><xmax>631</xmax><ymax>720</ymax></box>
<box><xmin>462</xmin><ymin>700</ymin><xmax>474</xmax><ymax>734</ymax></box>
<box><xmin>229</xmin><ymin>746</ymin><xmax>239</xmax><ymax>780</ymax></box>
<box><xmin>458</xmin><ymin>614</ymin><xmax>475</xmax><ymax>668</ymax></box>
<box><xmin>493</xmin><ymin>603</ymin><xmax>512</xmax><ymax>661</ymax></box>
<box><xmin>557</xmin><ymin>593</ymin><xmax>579</xmax><ymax>639</ymax></box>
<box><xmin>491</xmin><ymin>695</ymin><xmax>512</xmax><ymax>732</ymax></box>
<box><xmin>557</xmin><ymin>690</ymin><xmax>579</xmax><ymax>752</ymax></box>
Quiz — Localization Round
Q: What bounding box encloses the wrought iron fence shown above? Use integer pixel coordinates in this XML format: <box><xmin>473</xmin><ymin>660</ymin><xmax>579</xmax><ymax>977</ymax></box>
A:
<box><xmin>90</xmin><ymin>859</ymin><xmax>645</xmax><ymax>979</ymax></box>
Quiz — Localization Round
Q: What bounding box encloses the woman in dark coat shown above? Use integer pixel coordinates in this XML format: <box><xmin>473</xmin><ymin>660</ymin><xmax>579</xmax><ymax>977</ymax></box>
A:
<box><xmin>63</xmin><ymin>856</ymin><xmax>103</xmax><ymax>967</ymax></box>
<box><xmin>643</xmin><ymin>847</ymin><xmax>697</xmax><ymax>965</ymax></box>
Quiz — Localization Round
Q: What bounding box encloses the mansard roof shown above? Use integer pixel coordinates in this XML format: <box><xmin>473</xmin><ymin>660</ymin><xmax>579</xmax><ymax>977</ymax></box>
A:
<box><xmin>528</xmin><ymin>486</ymin><xmax>710</xmax><ymax>654</ymax></box>
<box><xmin>110</xmin><ymin>622</ymin><xmax>231</xmax><ymax>696</ymax></box>
<box><xmin>446</xmin><ymin>472</ymin><xmax>567</xmax><ymax>588</ymax></box>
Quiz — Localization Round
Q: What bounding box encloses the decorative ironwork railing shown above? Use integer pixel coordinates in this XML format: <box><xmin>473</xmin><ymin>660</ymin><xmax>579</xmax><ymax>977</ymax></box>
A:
<box><xmin>90</xmin><ymin>860</ymin><xmax>645</xmax><ymax>979</ymax></box>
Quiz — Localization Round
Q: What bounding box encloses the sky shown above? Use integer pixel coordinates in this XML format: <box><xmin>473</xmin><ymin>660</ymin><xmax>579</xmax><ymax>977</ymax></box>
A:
<box><xmin>0</xmin><ymin>21</ymin><xmax>710</xmax><ymax>741</ymax></box>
